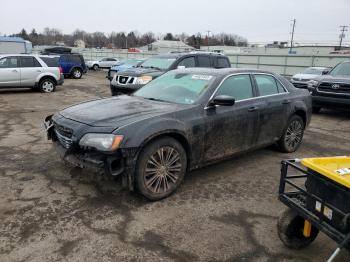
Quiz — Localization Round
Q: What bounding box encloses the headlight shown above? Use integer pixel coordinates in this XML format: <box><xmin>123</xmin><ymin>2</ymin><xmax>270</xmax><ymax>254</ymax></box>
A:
<box><xmin>79</xmin><ymin>134</ymin><xmax>123</xmax><ymax>151</ymax></box>
<box><xmin>135</xmin><ymin>75</ymin><xmax>153</xmax><ymax>85</ymax></box>
<box><xmin>307</xmin><ymin>80</ymin><xmax>319</xmax><ymax>89</ymax></box>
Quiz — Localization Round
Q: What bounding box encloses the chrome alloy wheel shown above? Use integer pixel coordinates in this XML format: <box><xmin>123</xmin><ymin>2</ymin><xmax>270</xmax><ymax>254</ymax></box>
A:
<box><xmin>144</xmin><ymin>146</ymin><xmax>182</xmax><ymax>194</ymax></box>
<box><xmin>284</xmin><ymin>120</ymin><xmax>303</xmax><ymax>151</ymax></box>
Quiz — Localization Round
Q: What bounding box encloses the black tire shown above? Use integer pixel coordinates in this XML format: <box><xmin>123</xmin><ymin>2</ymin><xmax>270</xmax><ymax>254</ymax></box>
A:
<box><xmin>39</xmin><ymin>78</ymin><xmax>56</xmax><ymax>93</ymax></box>
<box><xmin>71</xmin><ymin>68</ymin><xmax>83</xmax><ymax>79</ymax></box>
<box><xmin>278</xmin><ymin>115</ymin><xmax>305</xmax><ymax>153</ymax></box>
<box><xmin>277</xmin><ymin>209</ymin><xmax>319</xmax><ymax>249</ymax></box>
<box><xmin>135</xmin><ymin>137</ymin><xmax>187</xmax><ymax>201</ymax></box>
<box><xmin>312</xmin><ymin>107</ymin><xmax>321</xmax><ymax>114</ymax></box>
<box><xmin>93</xmin><ymin>64</ymin><xmax>99</xmax><ymax>71</ymax></box>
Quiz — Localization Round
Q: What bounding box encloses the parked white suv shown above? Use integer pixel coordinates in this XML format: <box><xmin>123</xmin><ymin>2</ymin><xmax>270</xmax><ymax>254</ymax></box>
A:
<box><xmin>86</xmin><ymin>57</ymin><xmax>119</xmax><ymax>70</ymax></box>
<box><xmin>0</xmin><ymin>54</ymin><xmax>64</xmax><ymax>93</ymax></box>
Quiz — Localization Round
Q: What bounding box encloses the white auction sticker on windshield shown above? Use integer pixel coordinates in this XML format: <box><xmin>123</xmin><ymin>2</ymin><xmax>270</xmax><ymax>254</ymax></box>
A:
<box><xmin>192</xmin><ymin>75</ymin><xmax>213</xmax><ymax>81</ymax></box>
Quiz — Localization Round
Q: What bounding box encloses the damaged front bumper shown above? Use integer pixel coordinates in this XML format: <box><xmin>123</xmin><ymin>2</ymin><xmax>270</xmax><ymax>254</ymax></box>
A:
<box><xmin>43</xmin><ymin>115</ymin><xmax>125</xmax><ymax>177</ymax></box>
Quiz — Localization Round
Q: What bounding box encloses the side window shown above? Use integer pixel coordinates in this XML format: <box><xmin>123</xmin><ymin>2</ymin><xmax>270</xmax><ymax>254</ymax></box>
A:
<box><xmin>101</xmin><ymin>58</ymin><xmax>108</xmax><ymax>61</ymax></box>
<box><xmin>70</xmin><ymin>55</ymin><xmax>82</xmax><ymax>64</ymax></box>
<box><xmin>0</xmin><ymin>57</ymin><xmax>18</xmax><ymax>68</ymax></box>
<box><xmin>197</xmin><ymin>56</ymin><xmax>211</xmax><ymax>67</ymax></box>
<box><xmin>277</xmin><ymin>81</ymin><xmax>287</xmax><ymax>93</ymax></box>
<box><xmin>254</xmin><ymin>75</ymin><xmax>279</xmax><ymax>96</ymax></box>
<box><xmin>216</xmin><ymin>74</ymin><xmax>253</xmax><ymax>101</ymax></box>
<box><xmin>177</xmin><ymin>56</ymin><xmax>195</xmax><ymax>68</ymax></box>
<box><xmin>217</xmin><ymin>57</ymin><xmax>230</xmax><ymax>68</ymax></box>
<box><xmin>20</xmin><ymin>57</ymin><xmax>41</xmax><ymax>68</ymax></box>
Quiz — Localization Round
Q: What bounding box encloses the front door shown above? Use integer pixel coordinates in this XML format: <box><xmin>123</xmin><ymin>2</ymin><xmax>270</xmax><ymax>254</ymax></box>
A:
<box><xmin>203</xmin><ymin>74</ymin><xmax>260</xmax><ymax>161</ymax></box>
<box><xmin>0</xmin><ymin>56</ymin><xmax>20</xmax><ymax>87</ymax></box>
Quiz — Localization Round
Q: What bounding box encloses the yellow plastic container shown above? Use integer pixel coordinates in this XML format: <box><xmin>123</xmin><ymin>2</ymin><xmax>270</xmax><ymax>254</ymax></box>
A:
<box><xmin>301</xmin><ymin>156</ymin><xmax>350</xmax><ymax>189</ymax></box>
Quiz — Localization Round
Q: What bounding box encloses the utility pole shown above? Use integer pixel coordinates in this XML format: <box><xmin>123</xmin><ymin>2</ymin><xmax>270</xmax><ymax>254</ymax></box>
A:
<box><xmin>289</xmin><ymin>19</ymin><xmax>296</xmax><ymax>54</ymax></box>
<box><xmin>339</xmin><ymin>25</ymin><xmax>348</xmax><ymax>50</ymax></box>
<box><xmin>206</xmin><ymin>30</ymin><xmax>211</xmax><ymax>51</ymax></box>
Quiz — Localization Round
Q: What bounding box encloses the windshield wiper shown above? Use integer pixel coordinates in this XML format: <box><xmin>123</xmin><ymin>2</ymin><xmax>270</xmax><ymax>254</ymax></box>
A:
<box><xmin>140</xmin><ymin>66</ymin><xmax>162</xmax><ymax>71</ymax></box>
<box><xmin>143</xmin><ymin>97</ymin><xmax>169</xmax><ymax>103</ymax></box>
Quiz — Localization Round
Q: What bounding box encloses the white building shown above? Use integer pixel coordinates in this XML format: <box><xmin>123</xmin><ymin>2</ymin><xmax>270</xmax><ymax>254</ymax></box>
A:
<box><xmin>74</xmin><ymin>39</ymin><xmax>86</xmax><ymax>48</ymax></box>
<box><xmin>140</xmin><ymin>40</ymin><xmax>194</xmax><ymax>53</ymax></box>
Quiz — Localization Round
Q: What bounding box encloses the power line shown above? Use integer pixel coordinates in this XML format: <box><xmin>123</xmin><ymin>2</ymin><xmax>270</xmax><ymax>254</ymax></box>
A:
<box><xmin>339</xmin><ymin>25</ymin><xmax>348</xmax><ymax>50</ymax></box>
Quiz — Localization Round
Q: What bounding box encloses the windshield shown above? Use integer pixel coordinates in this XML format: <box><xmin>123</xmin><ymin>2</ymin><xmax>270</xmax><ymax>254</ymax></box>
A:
<box><xmin>140</xmin><ymin>57</ymin><xmax>176</xmax><ymax>70</ymax></box>
<box><xmin>329</xmin><ymin>62</ymin><xmax>350</xmax><ymax>77</ymax></box>
<box><xmin>302</xmin><ymin>68</ymin><xmax>324</xmax><ymax>75</ymax></box>
<box><xmin>134</xmin><ymin>72</ymin><xmax>215</xmax><ymax>105</ymax></box>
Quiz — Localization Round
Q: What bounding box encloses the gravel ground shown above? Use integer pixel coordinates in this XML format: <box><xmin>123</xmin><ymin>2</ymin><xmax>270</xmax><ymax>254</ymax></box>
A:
<box><xmin>0</xmin><ymin>70</ymin><xmax>349</xmax><ymax>262</ymax></box>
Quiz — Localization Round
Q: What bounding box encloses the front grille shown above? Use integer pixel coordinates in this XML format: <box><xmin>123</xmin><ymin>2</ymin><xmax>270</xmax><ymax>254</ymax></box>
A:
<box><xmin>116</xmin><ymin>75</ymin><xmax>135</xmax><ymax>85</ymax></box>
<box><xmin>54</xmin><ymin>123</ymin><xmax>73</xmax><ymax>149</ymax></box>
<box><xmin>317</xmin><ymin>82</ymin><xmax>350</xmax><ymax>95</ymax></box>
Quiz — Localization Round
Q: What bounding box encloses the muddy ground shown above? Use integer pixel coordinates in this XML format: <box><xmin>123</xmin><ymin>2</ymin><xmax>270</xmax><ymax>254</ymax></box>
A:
<box><xmin>0</xmin><ymin>71</ymin><xmax>349</xmax><ymax>262</ymax></box>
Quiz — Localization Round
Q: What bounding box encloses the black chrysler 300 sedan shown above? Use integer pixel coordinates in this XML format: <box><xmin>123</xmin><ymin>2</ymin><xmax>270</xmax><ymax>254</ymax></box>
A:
<box><xmin>44</xmin><ymin>68</ymin><xmax>312</xmax><ymax>200</ymax></box>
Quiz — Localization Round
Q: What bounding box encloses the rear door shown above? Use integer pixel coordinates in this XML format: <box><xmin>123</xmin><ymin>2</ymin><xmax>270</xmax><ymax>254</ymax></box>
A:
<box><xmin>215</xmin><ymin>56</ymin><xmax>231</xmax><ymax>68</ymax></box>
<box><xmin>0</xmin><ymin>56</ymin><xmax>20</xmax><ymax>87</ymax></box>
<box><xmin>203</xmin><ymin>74</ymin><xmax>261</xmax><ymax>161</ymax></box>
<box><xmin>19</xmin><ymin>56</ymin><xmax>43</xmax><ymax>86</ymax></box>
<box><xmin>252</xmin><ymin>74</ymin><xmax>290</xmax><ymax>145</ymax></box>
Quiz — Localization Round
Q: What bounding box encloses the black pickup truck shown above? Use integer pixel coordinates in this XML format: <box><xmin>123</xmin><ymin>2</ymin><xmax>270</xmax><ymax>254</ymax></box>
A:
<box><xmin>109</xmin><ymin>52</ymin><xmax>231</xmax><ymax>95</ymax></box>
<box><xmin>308</xmin><ymin>61</ymin><xmax>350</xmax><ymax>112</ymax></box>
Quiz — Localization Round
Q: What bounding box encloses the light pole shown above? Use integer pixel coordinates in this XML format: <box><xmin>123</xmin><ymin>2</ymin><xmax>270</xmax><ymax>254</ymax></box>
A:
<box><xmin>206</xmin><ymin>30</ymin><xmax>211</xmax><ymax>51</ymax></box>
<box><xmin>289</xmin><ymin>19</ymin><xmax>296</xmax><ymax>54</ymax></box>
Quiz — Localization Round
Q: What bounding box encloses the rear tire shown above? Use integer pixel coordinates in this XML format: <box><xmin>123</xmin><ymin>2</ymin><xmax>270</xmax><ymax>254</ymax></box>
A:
<box><xmin>71</xmin><ymin>68</ymin><xmax>82</xmax><ymax>79</ymax></box>
<box><xmin>135</xmin><ymin>137</ymin><xmax>187</xmax><ymax>201</ymax></box>
<box><xmin>277</xmin><ymin>115</ymin><xmax>304</xmax><ymax>153</ymax></box>
<box><xmin>312</xmin><ymin>106</ymin><xmax>321</xmax><ymax>114</ymax></box>
<box><xmin>277</xmin><ymin>209</ymin><xmax>319</xmax><ymax>249</ymax></box>
<box><xmin>39</xmin><ymin>78</ymin><xmax>56</xmax><ymax>93</ymax></box>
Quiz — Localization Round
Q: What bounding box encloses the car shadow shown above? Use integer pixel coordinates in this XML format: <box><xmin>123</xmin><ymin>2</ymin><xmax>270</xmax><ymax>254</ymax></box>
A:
<box><xmin>0</xmin><ymin>88</ymin><xmax>35</xmax><ymax>94</ymax></box>
<box><xmin>317</xmin><ymin>108</ymin><xmax>350</xmax><ymax>118</ymax></box>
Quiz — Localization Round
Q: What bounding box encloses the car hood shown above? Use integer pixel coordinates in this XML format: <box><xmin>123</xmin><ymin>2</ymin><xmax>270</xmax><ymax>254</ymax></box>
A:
<box><xmin>118</xmin><ymin>67</ymin><xmax>164</xmax><ymax>77</ymax></box>
<box><xmin>292</xmin><ymin>73</ymin><xmax>319</xmax><ymax>80</ymax></box>
<box><xmin>314</xmin><ymin>75</ymin><xmax>350</xmax><ymax>83</ymax></box>
<box><xmin>59</xmin><ymin>95</ymin><xmax>187</xmax><ymax>128</ymax></box>
<box><xmin>111</xmin><ymin>64</ymin><xmax>132</xmax><ymax>71</ymax></box>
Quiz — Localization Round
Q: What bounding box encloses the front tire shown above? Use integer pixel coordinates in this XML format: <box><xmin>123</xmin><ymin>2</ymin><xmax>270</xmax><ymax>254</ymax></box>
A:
<box><xmin>278</xmin><ymin>115</ymin><xmax>304</xmax><ymax>153</ymax></box>
<box><xmin>135</xmin><ymin>137</ymin><xmax>187</xmax><ymax>201</ymax></box>
<box><xmin>277</xmin><ymin>209</ymin><xmax>319</xmax><ymax>249</ymax></box>
<box><xmin>71</xmin><ymin>68</ymin><xmax>82</xmax><ymax>79</ymax></box>
<box><xmin>39</xmin><ymin>78</ymin><xmax>56</xmax><ymax>93</ymax></box>
<box><xmin>93</xmin><ymin>64</ymin><xmax>99</xmax><ymax>71</ymax></box>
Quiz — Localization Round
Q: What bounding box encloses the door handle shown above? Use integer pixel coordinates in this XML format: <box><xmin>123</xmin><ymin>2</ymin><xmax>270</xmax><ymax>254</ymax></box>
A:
<box><xmin>12</xmin><ymin>69</ymin><xmax>18</xmax><ymax>73</ymax></box>
<box><xmin>37</xmin><ymin>70</ymin><xmax>42</xmax><ymax>72</ymax></box>
<box><xmin>248</xmin><ymin>106</ymin><xmax>258</xmax><ymax>112</ymax></box>
<box><xmin>282</xmin><ymin>100</ymin><xmax>291</xmax><ymax>104</ymax></box>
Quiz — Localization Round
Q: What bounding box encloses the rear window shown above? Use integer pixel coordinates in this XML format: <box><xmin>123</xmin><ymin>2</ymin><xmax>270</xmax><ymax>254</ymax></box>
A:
<box><xmin>197</xmin><ymin>56</ymin><xmax>211</xmax><ymax>67</ymax></box>
<box><xmin>40</xmin><ymin>57</ymin><xmax>60</xmax><ymax>67</ymax></box>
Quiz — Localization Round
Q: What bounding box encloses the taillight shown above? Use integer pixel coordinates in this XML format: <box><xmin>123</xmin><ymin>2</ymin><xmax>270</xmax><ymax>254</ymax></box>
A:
<box><xmin>59</xmin><ymin>67</ymin><xmax>63</xmax><ymax>74</ymax></box>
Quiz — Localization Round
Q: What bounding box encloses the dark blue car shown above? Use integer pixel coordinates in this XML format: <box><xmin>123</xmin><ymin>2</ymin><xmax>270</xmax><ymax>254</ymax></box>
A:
<box><xmin>58</xmin><ymin>54</ymin><xmax>87</xmax><ymax>79</ymax></box>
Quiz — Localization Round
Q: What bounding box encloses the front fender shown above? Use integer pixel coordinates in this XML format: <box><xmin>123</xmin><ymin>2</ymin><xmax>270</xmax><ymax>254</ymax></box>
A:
<box><xmin>118</xmin><ymin>117</ymin><xmax>189</xmax><ymax>150</ymax></box>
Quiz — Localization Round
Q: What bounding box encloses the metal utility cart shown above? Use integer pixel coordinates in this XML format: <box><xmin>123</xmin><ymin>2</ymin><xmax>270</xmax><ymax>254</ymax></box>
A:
<box><xmin>277</xmin><ymin>156</ymin><xmax>350</xmax><ymax>261</ymax></box>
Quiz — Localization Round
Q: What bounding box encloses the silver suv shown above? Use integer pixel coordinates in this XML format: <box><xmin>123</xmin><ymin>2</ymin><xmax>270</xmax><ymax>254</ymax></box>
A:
<box><xmin>0</xmin><ymin>54</ymin><xmax>64</xmax><ymax>93</ymax></box>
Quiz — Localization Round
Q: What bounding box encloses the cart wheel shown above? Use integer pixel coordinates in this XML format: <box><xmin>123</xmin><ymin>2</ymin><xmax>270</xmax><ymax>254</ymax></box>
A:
<box><xmin>277</xmin><ymin>209</ymin><xmax>319</xmax><ymax>249</ymax></box>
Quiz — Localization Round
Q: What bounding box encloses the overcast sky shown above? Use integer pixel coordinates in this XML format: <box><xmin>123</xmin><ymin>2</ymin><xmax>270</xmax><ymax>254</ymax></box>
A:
<box><xmin>1</xmin><ymin>0</ymin><xmax>349</xmax><ymax>44</ymax></box>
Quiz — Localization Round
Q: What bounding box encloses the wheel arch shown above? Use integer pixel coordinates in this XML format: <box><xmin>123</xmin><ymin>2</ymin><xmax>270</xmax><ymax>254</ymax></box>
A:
<box><xmin>38</xmin><ymin>75</ymin><xmax>57</xmax><ymax>85</ymax></box>
<box><xmin>293</xmin><ymin>109</ymin><xmax>307</xmax><ymax>128</ymax></box>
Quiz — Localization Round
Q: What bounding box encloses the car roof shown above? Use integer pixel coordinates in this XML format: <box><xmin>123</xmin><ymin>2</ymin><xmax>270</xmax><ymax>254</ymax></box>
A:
<box><xmin>170</xmin><ymin>67</ymin><xmax>278</xmax><ymax>76</ymax></box>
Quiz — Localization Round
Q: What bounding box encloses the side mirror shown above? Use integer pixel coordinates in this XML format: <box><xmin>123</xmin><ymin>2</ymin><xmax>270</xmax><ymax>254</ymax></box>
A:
<box><xmin>322</xmin><ymin>69</ymin><xmax>330</xmax><ymax>75</ymax></box>
<box><xmin>177</xmin><ymin>65</ymin><xmax>186</xmax><ymax>69</ymax></box>
<box><xmin>209</xmin><ymin>95</ymin><xmax>235</xmax><ymax>107</ymax></box>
